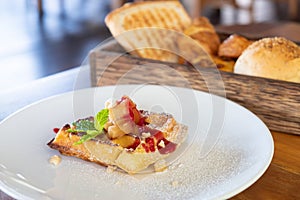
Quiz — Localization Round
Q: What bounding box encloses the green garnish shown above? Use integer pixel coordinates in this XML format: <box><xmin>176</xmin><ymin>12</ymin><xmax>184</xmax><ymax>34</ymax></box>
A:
<box><xmin>94</xmin><ymin>108</ymin><xmax>109</xmax><ymax>131</ymax></box>
<box><xmin>73</xmin><ymin>130</ymin><xmax>100</xmax><ymax>145</ymax></box>
<box><xmin>71</xmin><ymin>108</ymin><xmax>109</xmax><ymax>145</ymax></box>
<box><xmin>72</xmin><ymin>119</ymin><xmax>96</xmax><ymax>132</ymax></box>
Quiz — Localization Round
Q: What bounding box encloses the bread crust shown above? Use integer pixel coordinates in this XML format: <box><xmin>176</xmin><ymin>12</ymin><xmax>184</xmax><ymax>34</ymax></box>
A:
<box><xmin>47</xmin><ymin>125</ymin><xmax>109</xmax><ymax>167</ymax></box>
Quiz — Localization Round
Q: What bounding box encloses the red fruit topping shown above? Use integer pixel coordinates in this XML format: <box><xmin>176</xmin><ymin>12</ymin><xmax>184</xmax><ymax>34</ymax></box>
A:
<box><xmin>126</xmin><ymin>137</ymin><xmax>141</xmax><ymax>150</ymax></box>
<box><xmin>136</xmin><ymin>116</ymin><xmax>148</xmax><ymax>126</ymax></box>
<box><xmin>158</xmin><ymin>139</ymin><xmax>177</xmax><ymax>154</ymax></box>
<box><xmin>146</xmin><ymin>137</ymin><xmax>155</xmax><ymax>152</ymax></box>
<box><xmin>153</xmin><ymin>131</ymin><xmax>165</xmax><ymax>141</ymax></box>
<box><xmin>129</xmin><ymin>107</ymin><xmax>134</xmax><ymax>120</ymax></box>
<box><xmin>141</xmin><ymin>143</ymin><xmax>149</xmax><ymax>153</ymax></box>
<box><xmin>142</xmin><ymin>137</ymin><xmax>155</xmax><ymax>153</ymax></box>
<box><xmin>53</xmin><ymin>128</ymin><xmax>60</xmax><ymax>134</ymax></box>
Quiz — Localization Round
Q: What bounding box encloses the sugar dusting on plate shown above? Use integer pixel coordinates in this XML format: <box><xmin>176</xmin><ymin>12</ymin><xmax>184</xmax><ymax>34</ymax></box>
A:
<box><xmin>46</xmin><ymin>139</ymin><xmax>252</xmax><ymax>200</ymax></box>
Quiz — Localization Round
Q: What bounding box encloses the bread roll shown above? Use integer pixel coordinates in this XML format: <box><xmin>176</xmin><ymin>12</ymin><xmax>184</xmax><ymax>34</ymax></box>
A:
<box><xmin>234</xmin><ymin>37</ymin><xmax>300</xmax><ymax>83</ymax></box>
<box><xmin>218</xmin><ymin>34</ymin><xmax>252</xmax><ymax>59</ymax></box>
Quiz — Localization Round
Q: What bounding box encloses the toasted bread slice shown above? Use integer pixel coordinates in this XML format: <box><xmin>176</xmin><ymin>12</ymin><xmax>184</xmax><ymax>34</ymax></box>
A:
<box><xmin>105</xmin><ymin>1</ymin><xmax>191</xmax><ymax>62</ymax></box>
<box><xmin>48</xmin><ymin>98</ymin><xmax>188</xmax><ymax>174</ymax></box>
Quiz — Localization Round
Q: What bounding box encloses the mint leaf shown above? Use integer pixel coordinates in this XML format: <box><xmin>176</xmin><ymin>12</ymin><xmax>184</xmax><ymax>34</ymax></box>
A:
<box><xmin>72</xmin><ymin>118</ymin><xmax>96</xmax><ymax>131</ymax></box>
<box><xmin>73</xmin><ymin>130</ymin><xmax>100</xmax><ymax>145</ymax></box>
<box><xmin>72</xmin><ymin>109</ymin><xmax>109</xmax><ymax>145</ymax></box>
<box><xmin>66</xmin><ymin>129</ymin><xmax>85</xmax><ymax>133</ymax></box>
<box><xmin>94</xmin><ymin>108</ymin><xmax>109</xmax><ymax>131</ymax></box>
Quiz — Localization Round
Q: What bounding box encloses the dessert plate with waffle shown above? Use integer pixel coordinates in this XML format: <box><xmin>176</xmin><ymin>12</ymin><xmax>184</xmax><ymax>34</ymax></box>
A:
<box><xmin>0</xmin><ymin>84</ymin><xmax>273</xmax><ymax>199</ymax></box>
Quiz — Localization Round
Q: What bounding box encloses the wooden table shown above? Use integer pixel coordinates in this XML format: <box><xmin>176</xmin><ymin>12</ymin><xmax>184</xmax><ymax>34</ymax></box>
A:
<box><xmin>1</xmin><ymin>22</ymin><xmax>300</xmax><ymax>199</ymax></box>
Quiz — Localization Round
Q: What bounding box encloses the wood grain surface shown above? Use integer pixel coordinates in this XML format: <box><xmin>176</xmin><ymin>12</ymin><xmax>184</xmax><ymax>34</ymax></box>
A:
<box><xmin>232</xmin><ymin>131</ymin><xmax>300</xmax><ymax>200</ymax></box>
<box><xmin>89</xmin><ymin>44</ymin><xmax>300</xmax><ymax>135</ymax></box>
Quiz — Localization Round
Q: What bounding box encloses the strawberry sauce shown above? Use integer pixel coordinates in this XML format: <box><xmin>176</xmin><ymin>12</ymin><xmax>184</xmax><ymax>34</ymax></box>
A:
<box><xmin>53</xmin><ymin>128</ymin><xmax>60</xmax><ymax>134</ymax></box>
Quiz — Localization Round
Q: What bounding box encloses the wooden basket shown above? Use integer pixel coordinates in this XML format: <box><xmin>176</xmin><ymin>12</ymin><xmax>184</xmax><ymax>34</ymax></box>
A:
<box><xmin>89</xmin><ymin>38</ymin><xmax>300</xmax><ymax>135</ymax></box>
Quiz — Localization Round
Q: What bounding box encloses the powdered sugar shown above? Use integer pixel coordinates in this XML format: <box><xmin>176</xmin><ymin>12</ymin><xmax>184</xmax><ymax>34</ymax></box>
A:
<box><xmin>46</xmin><ymin>138</ymin><xmax>251</xmax><ymax>200</ymax></box>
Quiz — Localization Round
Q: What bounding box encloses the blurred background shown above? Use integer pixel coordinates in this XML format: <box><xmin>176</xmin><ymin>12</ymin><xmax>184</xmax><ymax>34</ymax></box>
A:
<box><xmin>1</xmin><ymin>0</ymin><xmax>299</xmax><ymax>91</ymax></box>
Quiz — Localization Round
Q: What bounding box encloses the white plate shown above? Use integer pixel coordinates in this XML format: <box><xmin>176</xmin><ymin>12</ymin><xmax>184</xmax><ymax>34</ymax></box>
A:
<box><xmin>0</xmin><ymin>85</ymin><xmax>273</xmax><ymax>200</ymax></box>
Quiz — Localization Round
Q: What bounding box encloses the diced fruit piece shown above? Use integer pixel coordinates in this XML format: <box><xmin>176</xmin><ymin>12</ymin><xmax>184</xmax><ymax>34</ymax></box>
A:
<box><xmin>157</xmin><ymin>139</ymin><xmax>177</xmax><ymax>154</ymax></box>
<box><xmin>109</xmin><ymin>96</ymin><xmax>147</xmax><ymax>135</ymax></box>
<box><xmin>103</xmin><ymin>121</ymin><xmax>113</xmax><ymax>131</ymax></box>
<box><xmin>107</xmin><ymin>125</ymin><xmax>126</xmax><ymax>139</ymax></box>
<box><xmin>130</xmin><ymin>105</ymin><xmax>145</xmax><ymax>125</ymax></box>
<box><xmin>153</xmin><ymin>130</ymin><xmax>177</xmax><ymax>154</ymax></box>
<box><xmin>153</xmin><ymin>131</ymin><xmax>165</xmax><ymax>141</ymax></box>
<box><xmin>112</xmin><ymin>135</ymin><xmax>140</xmax><ymax>150</ymax></box>
<box><xmin>127</xmin><ymin>137</ymin><xmax>141</xmax><ymax>150</ymax></box>
<box><xmin>109</xmin><ymin>97</ymin><xmax>139</xmax><ymax>134</ymax></box>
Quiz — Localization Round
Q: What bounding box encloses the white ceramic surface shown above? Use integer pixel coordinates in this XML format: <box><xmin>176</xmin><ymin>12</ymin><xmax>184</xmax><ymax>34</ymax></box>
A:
<box><xmin>0</xmin><ymin>85</ymin><xmax>274</xmax><ymax>200</ymax></box>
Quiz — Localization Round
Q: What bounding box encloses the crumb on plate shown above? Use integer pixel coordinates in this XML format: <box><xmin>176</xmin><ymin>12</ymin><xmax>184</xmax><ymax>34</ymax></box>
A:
<box><xmin>49</xmin><ymin>155</ymin><xmax>62</xmax><ymax>166</ymax></box>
